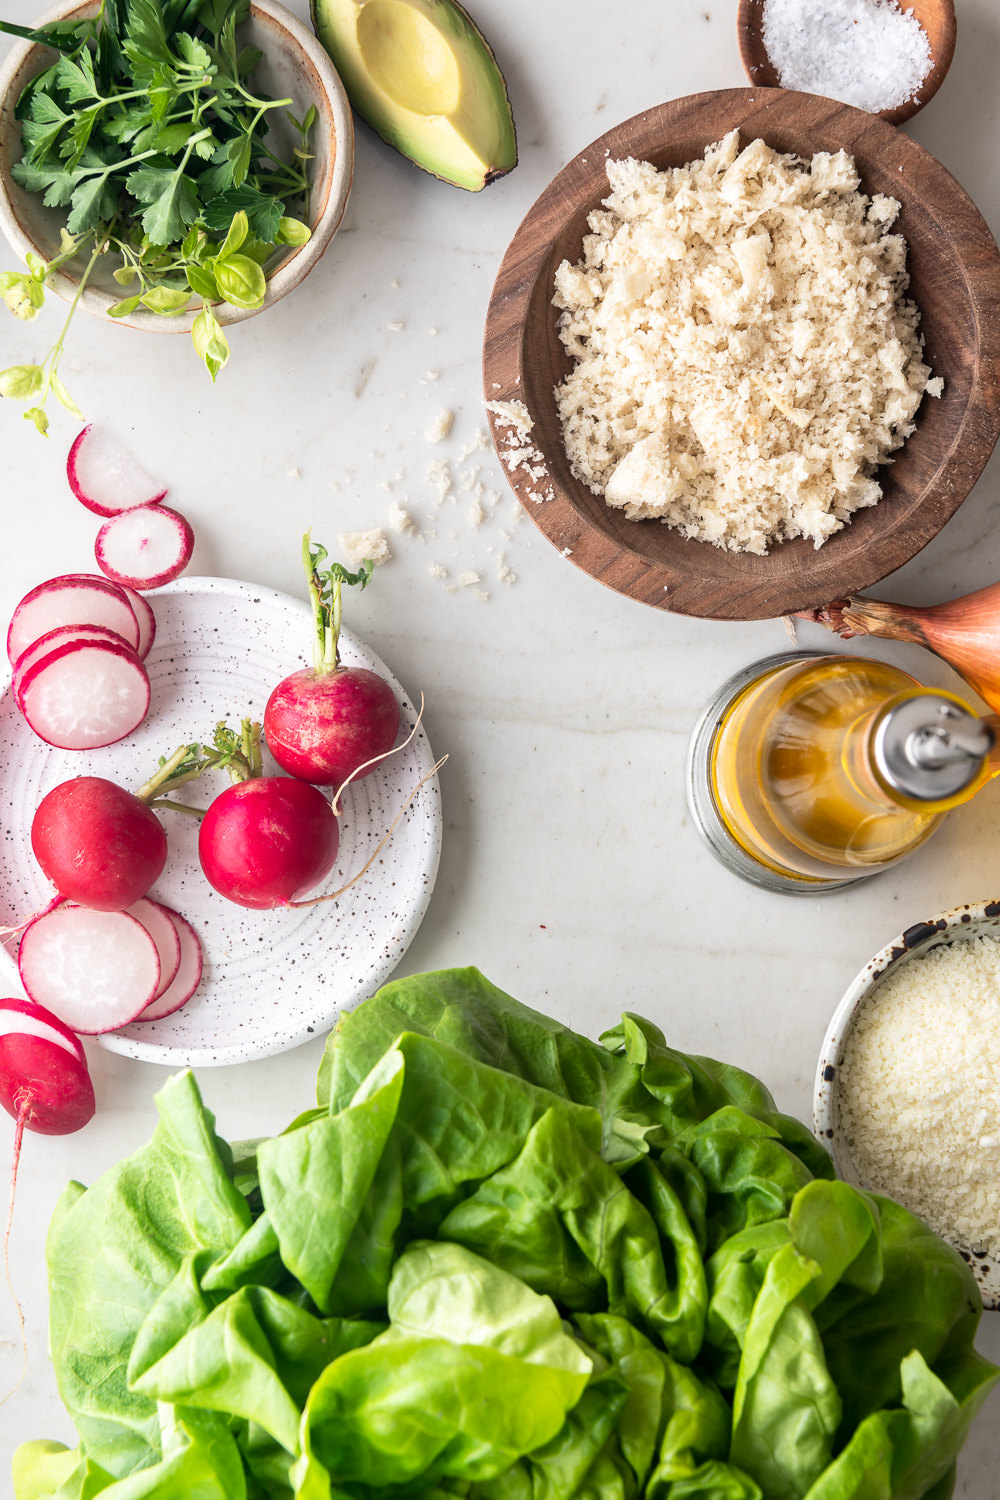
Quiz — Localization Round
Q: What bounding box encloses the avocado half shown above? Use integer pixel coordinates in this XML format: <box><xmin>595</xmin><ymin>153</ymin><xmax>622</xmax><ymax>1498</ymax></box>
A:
<box><xmin>310</xmin><ymin>0</ymin><xmax>517</xmax><ymax>191</ymax></box>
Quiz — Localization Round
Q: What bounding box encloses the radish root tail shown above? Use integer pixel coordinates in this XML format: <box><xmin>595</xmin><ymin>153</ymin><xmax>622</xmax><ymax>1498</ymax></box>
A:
<box><xmin>0</xmin><ymin>893</ymin><xmax>62</xmax><ymax>945</ymax></box>
<box><xmin>330</xmin><ymin>694</ymin><xmax>427</xmax><ymax>818</ymax></box>
<box><xmin>291</xmin><ymin>754</ymin><xmax>448</xmax><ymax>909</ymax></box>
<box><xmin>0</xmin><ymin>1100</ymin><xmax>28</xmax><ymax>1408</ymax></box>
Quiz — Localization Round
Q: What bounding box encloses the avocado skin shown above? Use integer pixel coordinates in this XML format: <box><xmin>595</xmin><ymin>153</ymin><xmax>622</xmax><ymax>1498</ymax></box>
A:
<box><xmin>310</xmin><ymin>0</ymin><xmax>517</xmax><ymax>192</ymax></box>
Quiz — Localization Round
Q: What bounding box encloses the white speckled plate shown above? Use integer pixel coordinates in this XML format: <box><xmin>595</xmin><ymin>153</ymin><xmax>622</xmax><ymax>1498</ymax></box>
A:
<box><xmin>0</xmin><ymin>577</ymin><xmax>442</xmax><ymax>1066</ymax></box>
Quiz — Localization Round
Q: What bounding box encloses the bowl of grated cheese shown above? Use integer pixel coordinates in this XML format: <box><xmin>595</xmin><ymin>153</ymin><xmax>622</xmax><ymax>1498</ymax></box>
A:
<box><xmin>483</xmin><ymin>88</ymin><xmax>1000</xmax><ymax>621</ymax></box>
<box><xmin>815</xmin><ymin>899</ymin><xmax>1000</xmax><ymax>1308</ymax></box>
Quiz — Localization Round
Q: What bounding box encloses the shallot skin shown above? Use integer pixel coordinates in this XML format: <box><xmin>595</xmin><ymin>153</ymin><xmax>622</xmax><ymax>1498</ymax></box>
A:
<box><xmin>264</xmin><ymin>667</ymin><xmax>399</xmax><ymax>787</ymax></box>
<box><xmin>800</xmin><ymin>583</ymin><xmax>1000</xmax><ymax>716</ymax></box>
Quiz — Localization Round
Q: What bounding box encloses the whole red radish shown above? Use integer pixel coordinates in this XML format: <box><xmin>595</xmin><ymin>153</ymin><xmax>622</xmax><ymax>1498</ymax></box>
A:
<box><xmin>0</xmin><ymin>1002</ymin><xmax>95</xmax><ymax>1398</ymax></box>
<box><xmin>31</xmin><ymin>777</ymin><xmax>167</xmax><ymax>911</ymax></box>
<box><xmin>197</xmin><ymin>720</ymin><xmax>339</xmax><ymax>910</ymax></box>
<box><xmin>264</xmin><ymin>538</ymin><xmax>399</xmax><ymax>788</ymax></box>
<box><xmin>0</xmin><ymin>1025</ymin><xmax>95</xmax><ymax>1136</ymax></box>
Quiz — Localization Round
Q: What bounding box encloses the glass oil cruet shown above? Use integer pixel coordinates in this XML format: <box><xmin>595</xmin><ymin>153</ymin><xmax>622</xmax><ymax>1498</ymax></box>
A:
<box><xmin>686</xmin><ymin>651</ymin><xmax>1000</xmax><ymax>894</ymax></box>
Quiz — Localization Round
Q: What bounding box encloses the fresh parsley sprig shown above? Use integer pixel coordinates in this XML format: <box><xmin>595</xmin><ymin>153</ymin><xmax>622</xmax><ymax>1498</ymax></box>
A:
<box><xmin>0</xmin><ymin>0</ymin><xmax>314</xmax><ymax>432</ymax></box>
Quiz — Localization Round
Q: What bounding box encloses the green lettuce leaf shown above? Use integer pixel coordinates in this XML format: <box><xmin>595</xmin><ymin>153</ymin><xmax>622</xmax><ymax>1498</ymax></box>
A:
<box><xmin>441</xmin><ymin>1109</ymin><xmax>706</xmax><ymax>1363</ymax></box>
<box><xmin>46</xmin><ymin>1072</ymin><xmax>252</xmax><ymax>1476</ymax></box>
<box><xmin>299</xmin><ymin>1242</ymin><xmax>592</xmax><ymax>1488</ymax></box>
<box><xmin>317</xmin><ymin>967</ymin><xmax>659</xmax><ymax>1165</ymax></box>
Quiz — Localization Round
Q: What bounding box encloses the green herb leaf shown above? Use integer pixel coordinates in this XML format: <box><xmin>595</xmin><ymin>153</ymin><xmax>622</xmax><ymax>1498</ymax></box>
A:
<box><xmin>24</xmin><ymin>405</ymin><xmax>50</xmax><ymax>435</ymax></box>
<box><xmin>0</xmin><ymin>274</ymin><xmax>46</xmax><ymax>320</ymax></box>
<box><xmin>0</xmin><ymin>363</ymin><xmax>45</xmax><ymax>399</ymax></box>
<box><xmin>123</xmin><ymin>0</ymin><xmax>173</xmax><ymax>69</ymax></box>
<box><xmin>213</xmin><ymin>252</ymin><xmax>265</xmax><ymax>309</ymax></box>
<box><xmin>214</xmin><ymin>208</ymin><xmax>248</xmax><ymax>260</ymax></box>
<box><xmin>14</xmin><ymin>161</ymin><xmax>82</xmax><ymax>209</ymax></box>
<box><xmin>140</xmin><ymin>284</ymin><xmax>192</xmax><ymax>315</ymax></box>
<box><xmin>55</xmin><ymin>48</ymin><xmax>99</xmax><ymax>105</ymax></box>
<box><xmin>51</xmin><ymin>374</ymin><xmax>83</xmax><ymax>417</ymax></box>
<box><xmin>202</xmin><ymin>184</ymin><xmax>282</xmax><ymax>243</ymax></box>
<box><xmin>192</xmin><ymin>305</ymin><xmax>230</xmax><ymax>380</ymax></box>
<box><xmin>113</xmin><ymin>264</ymin><xmax>137</xmax><ymax>284</ymax></box>
<box><xmin>63</xmin><ymin>104</ymin><xmax>102</xmax><ymax>167</ymax></box>
<box><xmin>103</xmin><ymin>106</ymin><xmax>149</xmax><ymax>143</ymax></box>
<box><xmin>176</xmin><ymin>32</ymin><xmax>213</xmax><ymax>70</ymax></box>
<box><xmin>186</xmin><ymin>264</ymin><xmax>219</xmax><ymax>301</ymax></box>
<box><xmin>276</xmin><ymin>215</ymin><xmax>310</xmax><ymax>247</ymax></box>
<box><xmin>66</xmin><ymin>170</ymin><xmax>112</xmax><ymax>235</ymax></box>
<box><xmin>126</xmin><ymin>163</ymin><xmax>201</xmax><ymax>244</ymax></box>
<box><xmin>21</xmin><ymin>110</ymin><xmax>69</xmax><ymax>166</ymax></box>
<box><xmin>234</xmin><ymin>44</ymin><xmax>262</xmax><ymax>78</ymax></box>
<box><xmin>107</xmin><ymin>293</ymin><xmax>143</xmax><ymax>318</ymax></box>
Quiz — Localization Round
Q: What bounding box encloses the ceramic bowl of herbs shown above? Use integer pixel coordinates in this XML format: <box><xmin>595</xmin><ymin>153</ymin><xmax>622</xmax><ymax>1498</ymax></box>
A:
<box><xmin>0</xmin><ymin>0</ymin><xmax>352</xmax><ymax>428</ymax></box>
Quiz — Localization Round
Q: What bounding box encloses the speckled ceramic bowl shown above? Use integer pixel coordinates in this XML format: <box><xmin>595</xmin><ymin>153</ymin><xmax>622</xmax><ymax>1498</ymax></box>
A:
<box><xmin>815</xmin><ymin>900</ymin><xmax>1000</xmax><ymax>1308</ymax></box>
<box><xmin>0</xmin><ymin>577</ymin><xmax>443</xmax><ymax>1067</ymax></box>
<box><xmin>0</xmin><ymin>0</ymin><xmax>353</xmax><ymax>332</ymax></box>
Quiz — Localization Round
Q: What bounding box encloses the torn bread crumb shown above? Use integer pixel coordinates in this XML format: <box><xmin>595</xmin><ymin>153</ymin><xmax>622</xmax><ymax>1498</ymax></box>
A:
<box><xmin>427</xmin><ymin>409</ymin><xmax>455</xmax><ymax>443</ymax></box>
<box><xmin>338</xmin><ymin>528</ymin><xmax>391</xmax><ymax>568</ymax></box>
<box><xmin>388</xmin><ymin>501</ymin><xmax>419</xmax><ymax>537</ymax></box>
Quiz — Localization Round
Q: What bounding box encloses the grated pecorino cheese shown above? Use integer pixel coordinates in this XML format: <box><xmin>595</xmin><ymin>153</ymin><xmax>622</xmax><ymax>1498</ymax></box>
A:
<box><xmin>838</xmin><ymin>935</ymin><xmax>1000</xmax><ymax>1257</ymax></box>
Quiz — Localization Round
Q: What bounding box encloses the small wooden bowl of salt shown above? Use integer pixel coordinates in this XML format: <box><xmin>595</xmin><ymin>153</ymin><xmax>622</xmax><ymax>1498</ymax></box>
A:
<box><xmin>737</xmin><ymin>0</ymin><xmax>957</xmax><ymax>127</ymax></box>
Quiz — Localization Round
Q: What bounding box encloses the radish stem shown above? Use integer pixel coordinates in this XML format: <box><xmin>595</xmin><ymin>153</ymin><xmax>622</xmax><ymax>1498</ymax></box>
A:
<box><xmin>302</xmin><ymin>533</ymin><xmax>374</xmax><ymax>676</ymax></box>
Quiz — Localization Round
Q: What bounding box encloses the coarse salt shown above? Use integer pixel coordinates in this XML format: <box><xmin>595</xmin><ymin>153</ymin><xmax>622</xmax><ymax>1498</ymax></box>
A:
<box><xmin>762</xmin><ymin>0</ymin><xmax>932</xmax><ymax>114</ymax></box>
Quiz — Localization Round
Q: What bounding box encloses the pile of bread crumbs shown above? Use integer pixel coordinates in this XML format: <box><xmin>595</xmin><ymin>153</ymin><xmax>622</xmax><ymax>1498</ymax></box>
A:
<box><xmin>553</xmin><ymin>130</ymin><xmax>941</xmax><ymax>554</ymax></box>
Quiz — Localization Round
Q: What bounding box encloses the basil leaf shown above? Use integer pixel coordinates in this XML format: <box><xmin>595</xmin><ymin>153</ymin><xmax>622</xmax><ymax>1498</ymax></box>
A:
<box><xmin>213</xmin><ymin>252</ymin><xmax>265</xmax><ymax>309</ymax></box>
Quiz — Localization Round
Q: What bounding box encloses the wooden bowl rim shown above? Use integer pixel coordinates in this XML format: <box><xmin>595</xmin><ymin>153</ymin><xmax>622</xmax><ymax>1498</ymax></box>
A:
<box><xmin>482</xmin><ymin>88</ymin><xmax>1000</xmax><ymax>621</ymax></box>
<box><xmin>735</xmin><ymin>0</ymin><xmax>958</xmax><ymax>129</ymax></box>
<box><xmin>0</xmin><ymin>0</ymin><xmax>354</xmax><ymax>333</ymax></box>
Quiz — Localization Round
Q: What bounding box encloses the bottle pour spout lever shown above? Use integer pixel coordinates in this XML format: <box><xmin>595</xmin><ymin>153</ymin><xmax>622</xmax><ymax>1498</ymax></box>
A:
<box><xmin>874</xmin><ymin>696</ymin><xmax>994</xmax><ymax>801</ymax></box>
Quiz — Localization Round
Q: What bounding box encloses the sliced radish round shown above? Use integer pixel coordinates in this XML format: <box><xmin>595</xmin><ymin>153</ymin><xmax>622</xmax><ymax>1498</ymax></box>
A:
<box><xmin>20</xmin><ymin>641</ymin><xmax>150</xmax><ymax>750</ymax></box>
<box><xmin>7</xmin><ymin>575</ymin><xmax>140</xmax><ymax>665</ymax></box>
<box><xmin>126</xmin><ymin>897</ymin><xmax>180</xmax><ymax>1001</ymax></box>
<box><xmin>0</xmin><ymin>1033</ymin><xmax>95</xmax><ymax>1134</ymax></box>
<box><xmin>121</xmin><ymin>587</ymin><xmax>156</xmax><ymax>659</ymax></box>
<box><xmin>134</xmin><ymin>907</ymin><xmax>203</xmax><ymax>1023</ymax></box>
<box><xmin>67</xmin><ymin>425</ymin><xmax>167</xmax><ymax>517</ymax></box>
<box><xmin>0</xmin><ymin>997</ymin><xmax>85</xmax><ymax>1064</ymax></box>
<box><xmin>95</xmin><ymin>505</ymin><xmax>194</xmax><ymax>591</ymax></box>
<box><xmin>18</xmin><ymin>906</ymin><xmax>160</xmax><ymax>1033</ymax></box>
<box><xmin>13</xmin><ymin>624</ymin><xmax>137</xmax><ymax>709</ymax></box>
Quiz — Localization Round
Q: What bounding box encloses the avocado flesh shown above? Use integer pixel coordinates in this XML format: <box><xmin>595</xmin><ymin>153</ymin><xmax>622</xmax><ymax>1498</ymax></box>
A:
<box><xmin>311</xmin><ymin>0</ymin><xmax>517</xmax><ymax>191</ymax></box>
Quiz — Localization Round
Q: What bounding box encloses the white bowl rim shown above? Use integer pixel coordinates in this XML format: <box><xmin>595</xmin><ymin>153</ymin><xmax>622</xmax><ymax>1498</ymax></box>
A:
<box><xmin>814</xmin><ymin>897</ymin><xmax>1000</xmax><ymax>1307</ymax></box>
<box><xmin>0</xmin><ymin>0</ymin><xmax>354</xmax><ymax>333</ymax></box>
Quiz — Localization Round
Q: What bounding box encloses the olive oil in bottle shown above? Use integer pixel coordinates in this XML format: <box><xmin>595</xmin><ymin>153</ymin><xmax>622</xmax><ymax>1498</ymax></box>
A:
<box><xmin>687</xmin><ymin>652</ymin><xmax>998</xmax><ymax>894</ymax></box>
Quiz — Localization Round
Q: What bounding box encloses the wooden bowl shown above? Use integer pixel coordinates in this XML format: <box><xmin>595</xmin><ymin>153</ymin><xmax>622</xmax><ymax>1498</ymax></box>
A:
<box><xmin>482</xmin><ymin>89</ymin><xmax>1000</xmax><ymax>621</ymax></box>
<box><xmin>737</xmin><ymin>0</ymin><xmax>956</xmax><ymax>128</ymax></box>
<box><xmin>0</xmin><ymin>0</ymin><xmax>353</xmax><ymax>333</ymax></box>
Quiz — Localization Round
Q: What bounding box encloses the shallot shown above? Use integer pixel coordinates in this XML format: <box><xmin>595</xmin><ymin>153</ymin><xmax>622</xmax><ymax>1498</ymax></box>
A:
<box><xmin>800</xmin><ymin>582</ymin><xmax>1000</xmax><ymax>714</ymax></box>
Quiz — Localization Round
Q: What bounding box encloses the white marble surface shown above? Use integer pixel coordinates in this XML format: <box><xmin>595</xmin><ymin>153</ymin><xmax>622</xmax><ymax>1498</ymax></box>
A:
<box><xmin>2</xmin><ymin>0</ymin><xmax>1000</xmax><ymax>1487</ymax></box>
